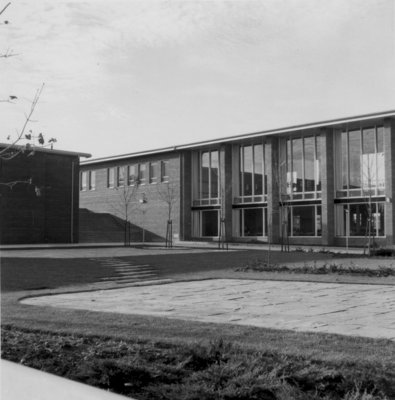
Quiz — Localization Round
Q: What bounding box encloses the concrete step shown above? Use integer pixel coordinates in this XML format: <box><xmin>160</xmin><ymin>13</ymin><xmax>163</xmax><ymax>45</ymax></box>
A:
<box><xmin>100</xmin><ymin>273</ymin><xmax>156</xmax><ymax>281</ymax></box>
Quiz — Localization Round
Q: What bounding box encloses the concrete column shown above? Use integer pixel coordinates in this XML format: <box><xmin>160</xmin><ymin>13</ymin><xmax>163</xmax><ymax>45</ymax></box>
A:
<box><xmin>320</xmin><ymin>128</ymin><xmax>335</xmax><ymax>245</ymax></box>
<box><xmin>179</xmin><ymin>151</ymin><xmax>192</xmax><ymax>241</ymax></box>
<box><xmin>220</xmin><ymin>144</ymin><xmax>233</xmax><ymax>240</ymax></box>
<box><xmin>266</xmin><ymin>137</ymin><xmax>280</xmax><ymax>244</ymax></box>
<box><xmin>384</xmin><ymin>118</ymin><xmax>395</xmax><ymax>245</ymax></box>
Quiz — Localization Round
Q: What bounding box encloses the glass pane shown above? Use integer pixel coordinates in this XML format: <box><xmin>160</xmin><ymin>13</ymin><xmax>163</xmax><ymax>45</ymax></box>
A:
<box><xmin>375</xmin><ymin>203</ymin><xmax>385</xmax><ymax>236</ymax></box>
<box><xmin>377</xmin><ymin>126</ymin><xmax>384</xmax><ymax>152</ymax></box>
<box><xmin>349</xmin><ymin>130</ymin><xmax>361</xmax><ymax>190</ymax></box>
<box><xmin>161</xmin><ymin>161</ymin><xmax>169</xmax><ymax>182</ymax></box>
<box><xmin>362</xmin><ymin>128</ymin><xmax>376</xmax><ymax>191</ymax></box>
<box><xmin>128</xmin><ymin>165</ymin><xmax>136</xmax><ymax>185</ymax></box>
<box><xmin>264</xmin><ymin>208</ymin><xmax>268</xmax><ymax>237</ymax></box>
<box><xmin>243</xmin><ymin>208</ymin><xmax>263</xmax><ymax>236</ymax></box>
<box><xmin>292</xmin><ymin>138</ymin><xmax>303</xmax><ymax>193</ymax></box>
<box><xmin>264</xmin><ymin>143</ymin><xmax>269</xmax><ymax>195</ymax></box>
<box><xmin>201</xmin><ymin>210</ymin><xmax>218</xmax><ymax>236</ymax></box>
<box><xmin>108</xmin><ymin>168</ymin><xmax>115</xmax><ymax>187</ymax></box>
<box><xmin>341</xmin><ymin>132</ymin><xmax>348</xmax><ymax>190</ymax></box>
<box><xmin>304</xmin><ymin>136</ymin><xmax>315</xmax><ymax>192</ymax></box>
<box><xmin>150</xmin><ymin>163</ymin><xmax>158</xmax><ymax>183</ymax></box>
<box><xmin>316</xmin><ymin>206</ymin><xmax>321</xmax><ymax>236</ymax></box>
<box><xmin>292</xmin><ymin>206</ymin><xmax>315</xmax><ymax>236</ymax></box>
<box><xmin>201</xmin><ymin>152</ymin><xmax>209</xmax><ymax>198</ymax></box>
<box><xmin>243</xmin><ymin>146</ymin><xmax>253</xmax><ymax>196</ymax></box>
<box><xmin>81</xmin><ymin>171</ymin><xmax>87</xmax><ymax>190</ymax></box>
<box><xmin>118</xmin><ymin>166</ymin><xmax>125</xmax><ymax>186</ymax></box>
<box><xmin>315</xmin><ymin>135</ymin><xmax>321</xmax><ymax>191</ymax></box>
<box><xmin>349</xmin><ymin>203</ymin><xmax>368</xmax><ymax>236</ymax></box>
<box><xmin>377</xmin><ymin>127</ymin><xmax>385</xmax><ymax>191</ymax></box>
<box><xmin>362</xmin><ymin>128</ymin><xmax>375</xmax><ymax>154</ymax></box>
<box><xmin>211</xmin><ymin>151</ymin><xmax>219</xmax><ymax>198</ymax></box>
<box><xmin>89</xmin><ymin>171</ymin><xmax>96</xmax><ymax>190</ymax></box>
<box><xmin>286</xmin><ymin>139</ymin><xmax>292</xmax><ymax>194</ymax></box>
<box><xmin>139</xmin><ymin>164</ymin><xmax>147</xmax><ymax>184</ymax></box>
<box><xmin>254</xmin><ymin>144</ymin><xmax>263</xmax><ymax>195</ymax></box>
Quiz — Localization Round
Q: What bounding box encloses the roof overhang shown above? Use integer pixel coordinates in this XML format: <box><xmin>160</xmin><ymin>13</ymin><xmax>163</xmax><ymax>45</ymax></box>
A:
<box><xmin>0</xmin><ymin>143</ymin><xmax>91</xmax><ymax>158</ymax></box>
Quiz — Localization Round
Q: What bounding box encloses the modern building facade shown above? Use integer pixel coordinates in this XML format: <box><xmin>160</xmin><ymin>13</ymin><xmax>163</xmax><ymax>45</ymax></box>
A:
<box><xmin>80</xmin><ymin>110</ymin><xmax>395</xmax><ymax>247</ymax></box>
<box><xmin>0</xmin><ymin>145</ymin><xmax>90</xmax><ymax>244</ymax></box>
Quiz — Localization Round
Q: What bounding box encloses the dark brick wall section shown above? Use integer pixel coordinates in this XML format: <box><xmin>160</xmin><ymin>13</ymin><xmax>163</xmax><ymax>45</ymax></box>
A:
<box><xmin>79</xmin><ymin>152</ymin><xmax>181</xmax><ymax>242</ymax></box>
<box><xmin>266</xmin><ymin>137</ymin><xmax>280</xmax><ymax>244</ymax></box>
<box><xmin>0</xmin><ymin>151</ymin><xmax>80</xmax><ymax>244</ymax></box>
<box><xmin>320</xmin><ymin>127</ymin><xmax>334</xmax><ymax>245</ymax></box>
<box><xmin>180</xmin><ymin>151</ymin><xmax>192</xmax><ymax>240</ymax></box>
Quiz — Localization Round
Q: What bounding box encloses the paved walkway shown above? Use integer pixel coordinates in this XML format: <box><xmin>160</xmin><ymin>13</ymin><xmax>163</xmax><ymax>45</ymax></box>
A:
<box><xmin>22</xmin><ymin>279</ymin><xmax>395</xmax><ymax>340</ymax></box>
<box><xmin>1</xmin><ymin>360</ymin><xmax>131</xmax><ymax>400</ymax></box>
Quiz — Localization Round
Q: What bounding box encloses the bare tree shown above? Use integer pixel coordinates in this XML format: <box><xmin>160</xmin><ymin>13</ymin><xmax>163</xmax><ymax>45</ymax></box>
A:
<box><xmin>157</xmin><ymin>181</ymin><xmax>178</xmax><ymax>247</ymax></box>
<box><xmin>1</xmin><ymin>3</ymin><xmax>53</xmax><ymax>157</ymax></box>
<box><xmin>361</xmin><ymin>150</ymin><xmax>378</xmax><ymax>256</ymax></box>
<box><xmin>111</xmin><ymin>182</ymin><xmax>140</xmax><ymax>246</ymax></box>
<box><xmin>1</xmin><ymin>2</ymin><xmax>54</xmax><ymax>194</ymax></box>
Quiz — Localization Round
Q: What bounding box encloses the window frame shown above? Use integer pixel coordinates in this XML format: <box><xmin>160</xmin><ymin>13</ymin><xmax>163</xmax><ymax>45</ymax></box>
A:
<box><xmin>161</xmin><ymin>160</ymin><xmax>169</xmax><ymax>183</ymax></box>
<box><xmin>107</xmin><ymin>167</ymin><xmax>115</xmax><ymax>188</ymax></box>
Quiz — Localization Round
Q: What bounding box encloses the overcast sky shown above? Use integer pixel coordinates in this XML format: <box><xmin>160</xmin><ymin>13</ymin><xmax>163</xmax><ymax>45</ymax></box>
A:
<box><xmin>2</xmin><ymin>0</ymin><xmax>395</xmax><ymax>158</ymax></box>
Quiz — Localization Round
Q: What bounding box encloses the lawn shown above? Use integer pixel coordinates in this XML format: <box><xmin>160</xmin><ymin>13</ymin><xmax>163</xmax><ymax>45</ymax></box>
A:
<box><xmin>2</xmin><ymin>249</ymin><xmax>395</xmax><ymax>399</ymax></box>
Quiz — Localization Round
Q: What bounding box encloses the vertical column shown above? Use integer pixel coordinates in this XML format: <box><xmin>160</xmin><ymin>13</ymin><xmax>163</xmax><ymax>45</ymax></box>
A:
<box><xmin>320</xmin><ymin>127</ymin><xmax>334</xmax><ymax>245</ymax></box>
<box><xmin>179</xmin><ymin>151</ymin><xmax>192</xmax><ymax>241</ymax></box>
<box><xmin>266</xmin><ymin>137</ymin><xmax>280</xmax><ymax>244</ymax></box>
<box><xmin>72</xmin><ymin>157</ymin><xmax>80</xmax><ymax>243</ymax></box>
<box><xmin>220</xmin><ymin>144</ymin><xmax>233</xmax><ymax>240</ymax></box>
<box><xmin>384</xmin><ymin>118</ymin><xmax>395</xmax><ymax>245</ymax></box>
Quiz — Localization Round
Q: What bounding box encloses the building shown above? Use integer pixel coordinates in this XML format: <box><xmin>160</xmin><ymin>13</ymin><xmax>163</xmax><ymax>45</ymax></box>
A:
<box><xmin>80</xmin><ymin>110</ymin><xmax>395</xmax><ymax>247</ymax></box>
<box><xmin>0</xmin><ymin>144</ymin><xmax>91</xmax><ymax>244</ymax></box>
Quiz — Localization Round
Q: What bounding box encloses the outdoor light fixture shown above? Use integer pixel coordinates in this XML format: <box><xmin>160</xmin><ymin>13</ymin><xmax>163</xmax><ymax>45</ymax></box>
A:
<box><xmin>139</xmin><ymin>193</ymin><xmax>147</xmax><ymax>204</ymax></box>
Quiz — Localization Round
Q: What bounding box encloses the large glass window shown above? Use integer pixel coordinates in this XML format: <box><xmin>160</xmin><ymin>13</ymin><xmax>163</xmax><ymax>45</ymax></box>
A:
<box><xmin>239</xmin><ymin>143</ymin><xmax>265</xmax><ymax>201</ymax></box>
<box><xmin>335</xmin><ymin>126</ymin><xmax>385</xmax><ymax>197</ymax></box>
<box><xmin>284</xmin><ymin>135</ymin><xmax>321</xmax><ymax>199</ymax></box>
<box><xmin>196</xmin><ymin>150</ymin><xmax>219</xmax><ymax>204</ymax></box>
<box><xmin>238</xmin><ymin>207</ymin><xmax>267</xmax><ymax>237</ymax></box>
<box><xmin>287</xmin><ymin>205</ymin><xmax>321</xmax><ymax>237</ymax></box>
<box><xmin>335</xmin><ymin>202</ymin><xmax>385</xmax><ymax>237</ymax></box>
<box><xmin>201</xmin><ymin>210</ymin><xmax>219</xmax><ymax>237</ymax></box>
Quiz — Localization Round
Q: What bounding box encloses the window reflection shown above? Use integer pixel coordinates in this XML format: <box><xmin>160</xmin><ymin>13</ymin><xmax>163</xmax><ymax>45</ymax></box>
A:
<box><xmin>336</xmin><ymin>203</ymin><xmax>385</xmax><ymax>237</ymax></box>
<box><xmin>335</xmin><ymin>126</ymin><xmax>385</xmax><ymax>197</ymax></box>
<box><xmin>239</xmin><ymin>143</ymin><xmax>265</xmax><ymax>199</ymax></box>
<box><xmin>284</xmin><ymin>135</ymin><xmax>321</xmax><ymax>198</ymax></box>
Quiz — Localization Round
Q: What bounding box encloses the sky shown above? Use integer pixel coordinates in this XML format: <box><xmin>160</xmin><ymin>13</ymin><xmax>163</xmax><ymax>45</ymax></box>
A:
<box><xmin>1</xmin><ymin>0</ymin><xmax>395</xmax><ymax>159</ymax></box>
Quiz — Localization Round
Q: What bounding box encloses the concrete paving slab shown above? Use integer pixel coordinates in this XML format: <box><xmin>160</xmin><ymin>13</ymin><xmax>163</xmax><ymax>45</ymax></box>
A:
<box><xmin>21</xmin><ymin>279</ymin><xmax>395</xmax><ymax>340</ymax></box>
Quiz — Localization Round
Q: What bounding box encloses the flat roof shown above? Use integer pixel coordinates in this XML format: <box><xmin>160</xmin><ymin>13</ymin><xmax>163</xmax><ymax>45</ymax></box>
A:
<box><xmin>0</xmin><ymin>143</ymin><xmax>91</xmax><ymax>158</ymax></box>
<box><xmin>82</xmin><ymin>109</ymin><xmax>395</xmax><ymax>166</ymax></box>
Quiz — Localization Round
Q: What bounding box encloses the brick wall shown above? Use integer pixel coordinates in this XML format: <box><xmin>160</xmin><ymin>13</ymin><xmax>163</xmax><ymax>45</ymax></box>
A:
<box><xmin>0</xmin><ymin>151</ymin><xmax>80</xmax><ymax>244</ymax></box>
<box><xmin>79</xmin><ymin>152</ymin><xmax>181</xmax><ymax>242</ymax></box>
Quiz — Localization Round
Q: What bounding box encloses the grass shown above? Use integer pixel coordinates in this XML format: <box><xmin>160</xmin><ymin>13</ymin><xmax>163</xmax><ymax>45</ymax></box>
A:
<box><xmin>2</xmin><ymin>325</ymin><xmax>394</xmax><ymax>400</ymax></box>
<box><xmin>2</xmin><ymin>249</ymin><xmax>395</xmax><ymax>399</ymax></box>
